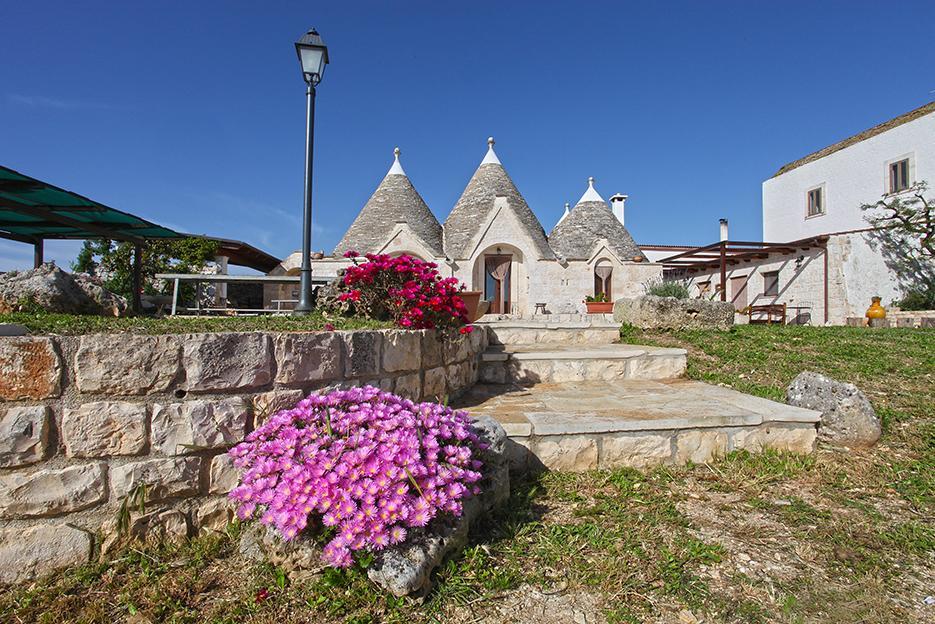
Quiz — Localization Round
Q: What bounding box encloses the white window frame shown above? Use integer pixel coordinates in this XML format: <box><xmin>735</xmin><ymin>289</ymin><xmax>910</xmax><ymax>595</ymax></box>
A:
<box><xmin>885</xmin><ymin>153</ymin><xmax>915</xmax><ymax>195</ymax></box>
<box><xmin>805</xmin><ymin>184</ymin><xmax>826</xmax><ymax>219</ymax></box>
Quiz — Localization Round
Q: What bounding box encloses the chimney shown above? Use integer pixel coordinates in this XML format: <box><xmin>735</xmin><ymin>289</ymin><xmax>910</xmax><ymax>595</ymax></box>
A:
<box><xmin>719</xmin><ymin>218</ymin><xmax>729</xmax><ymax>241</ymax></box>
<box><xmin>609</xmin><ymin>193</ymin><xmax>628</xmax><ymax>225</ymax></box>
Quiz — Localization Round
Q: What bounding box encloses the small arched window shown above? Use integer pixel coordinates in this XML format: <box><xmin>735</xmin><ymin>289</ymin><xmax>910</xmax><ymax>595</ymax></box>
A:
<box><xmin>594</xmin><ymin>259</ymin><xmax>613</xmax><ymax>299</ymax></box>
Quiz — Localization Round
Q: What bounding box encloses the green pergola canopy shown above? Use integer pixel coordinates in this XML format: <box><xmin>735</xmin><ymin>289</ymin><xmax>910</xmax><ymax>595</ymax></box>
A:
<box><xmin>0</xmin><ymin>165</ymin><xmax>182</xmax><ymax>244</ymax></box>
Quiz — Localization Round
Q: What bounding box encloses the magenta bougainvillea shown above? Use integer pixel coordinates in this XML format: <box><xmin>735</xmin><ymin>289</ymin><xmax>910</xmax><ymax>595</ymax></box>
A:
<box><xmin>228</xmin><ymin>387</ymin><xmax>484</xmax><ymax>568</ymax></box>
<box><xmin>336</xmin><ymin>252</ymin><xmax>473</xmax><ymax>333</ymax></box>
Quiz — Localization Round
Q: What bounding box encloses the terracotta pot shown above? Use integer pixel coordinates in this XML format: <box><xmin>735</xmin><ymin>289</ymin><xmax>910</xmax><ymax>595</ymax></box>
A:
<box><xmin>865</xmin><ymin>296</ymin><xmax>886</xmax><ymax>320</ymax></box>
<box><xmin>460</xmin><ymin>291</ymin><xmax>485</xmax><ymax>322</ymax></box>
<box><xmin>585</xmin><ymin>301</ymin><xmax>614</xmax><ymax>314</ymax></box>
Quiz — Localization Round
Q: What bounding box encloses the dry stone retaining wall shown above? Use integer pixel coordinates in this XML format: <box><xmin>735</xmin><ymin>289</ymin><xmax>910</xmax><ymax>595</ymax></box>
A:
<box><xmin>0</xmin><ymin>327</ymin><xmax>487</xmax><ymax>583</ymax></box>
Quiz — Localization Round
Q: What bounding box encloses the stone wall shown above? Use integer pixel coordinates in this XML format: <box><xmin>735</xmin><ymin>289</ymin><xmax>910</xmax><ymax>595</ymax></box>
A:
<box><xmin>0</xmin><ymin>327</ymin><xmax>487</xmax><ymax>583</ymax></box>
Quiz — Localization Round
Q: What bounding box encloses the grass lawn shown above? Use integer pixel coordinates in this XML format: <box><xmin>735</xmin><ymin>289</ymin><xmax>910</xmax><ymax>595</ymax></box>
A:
<box><xmin>0</xmin><ymin>311</ymin><xmax>389</xmax><ymax>335</ymax></box>
<box><xmin>2</xmin><ymin>326</ymin><xmax>933</xmax><ymax>623</ymax></box>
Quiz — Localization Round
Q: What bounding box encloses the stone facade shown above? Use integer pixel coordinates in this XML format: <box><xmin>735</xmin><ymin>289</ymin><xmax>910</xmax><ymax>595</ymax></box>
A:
<box><xmin>0</xmin><ymin>327</ymin><xmax>487</xmax><ymax>583</ymax></box>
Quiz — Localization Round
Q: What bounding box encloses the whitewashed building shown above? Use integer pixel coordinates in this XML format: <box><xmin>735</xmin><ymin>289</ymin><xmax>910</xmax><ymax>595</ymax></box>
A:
<box><xmin>661</xmin><ymin>101</ymin><xmax>935</xmax><ymax>324</ymax></box>
<box><xmin>269</xmin><ymin>139</ymin><xmax>661</xmax><ymax>316</ymax></box>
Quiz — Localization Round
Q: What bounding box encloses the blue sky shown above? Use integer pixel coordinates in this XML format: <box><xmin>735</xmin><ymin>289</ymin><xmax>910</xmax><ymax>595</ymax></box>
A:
<box><xmin>2</xmin><ymin>1</ymin><xmax>934</xmax><ymax>272</ymax></box>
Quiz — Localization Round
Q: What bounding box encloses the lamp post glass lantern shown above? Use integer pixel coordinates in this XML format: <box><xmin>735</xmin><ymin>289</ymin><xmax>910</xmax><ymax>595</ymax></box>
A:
<box><xmin>293</xmin><ymin>28</ymin><xmax>329</xmax><ymax>315</ymax></box>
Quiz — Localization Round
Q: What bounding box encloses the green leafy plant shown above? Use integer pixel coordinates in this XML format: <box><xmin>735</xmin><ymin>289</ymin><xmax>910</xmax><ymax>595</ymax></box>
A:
<box><xmin>585</xmin><ymin>293</ymin><xmax>608</xmax><ymax>303</ymax></box>
<box><xmin>644</xmin><ymin>278</ymin><xmax>691</xmax><ymax>299</ymax></box>
<box><xmin>72</xmin><ymin>237</ymin><xmax>220</xmax><ymax>302</ymax></box>
<box><xmin>115</xmin><ymin>482</ymin><xmax>148</xmax><ymax>537</ymax></box>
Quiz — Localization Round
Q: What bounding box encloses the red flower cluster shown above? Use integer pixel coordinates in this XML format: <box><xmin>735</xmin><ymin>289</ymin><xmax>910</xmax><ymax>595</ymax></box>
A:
<box><xmin>337</xmin><ymin>252</ymin><xmax>473</xmax><ymax>332</ymax></box>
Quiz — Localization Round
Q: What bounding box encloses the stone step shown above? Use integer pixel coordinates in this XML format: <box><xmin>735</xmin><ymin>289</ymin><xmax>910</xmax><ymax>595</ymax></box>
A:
<box><xmin>479</xmin><ymin>343</ymin><xmax>687</xmax><ymax>384</ymax></box>
<box><xmin>479</xmin><ymin>321</ymin><xmax>620</xmax><ymax>346</ymax></box>
<box><xmin>454</xmin><ymin>380</ymin><xmax>821</xmax><ymax>472</ymax></box>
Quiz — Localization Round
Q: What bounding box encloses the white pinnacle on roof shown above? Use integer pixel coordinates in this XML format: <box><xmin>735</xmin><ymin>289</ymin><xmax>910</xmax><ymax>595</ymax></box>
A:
<box><xmin>480</xmin><ymin>136</ymin><xmax>501</xmax><ymax>165</ymax></box>
<box><xmin>387</xmin><ymin>146</ymin><xmax>406</xmax><ymax>176</ymax></box>
<box><xmin>557</xmin><ymin>202</ymin><xmax>570</xmax><ymax>225</ymax></box>
<box><xmin>577</xmin><ymin>176</ymin><xmax>605</xmax><ymax>204</ymax></box>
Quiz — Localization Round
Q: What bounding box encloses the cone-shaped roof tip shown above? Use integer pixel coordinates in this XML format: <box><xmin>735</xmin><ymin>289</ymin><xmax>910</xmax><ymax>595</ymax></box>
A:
<box><xmin>481</xmin><ymin>136</ymin><xmax>501</xmax><ymax>165</ymax></box>
<box><xmin>577</xmin><ymin>176</ymin><xmax>605</xmax><ymax>204</ymax></box>
<box><xmin>387</xmin><ymin>146</ymin><xmax>406</xmax><ymax>176</ymax></box>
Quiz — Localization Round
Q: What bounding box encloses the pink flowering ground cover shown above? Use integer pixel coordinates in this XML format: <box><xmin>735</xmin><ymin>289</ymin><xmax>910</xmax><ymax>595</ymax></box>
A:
<box><xmin>228</xmin><ymin>386</ymin><xmax>484</xmax><ymax>568</ymax></box>
<box><xmin>336</xmin><ymin>252</ymin><xmax>473</xmax><ymax>334</ymax></box>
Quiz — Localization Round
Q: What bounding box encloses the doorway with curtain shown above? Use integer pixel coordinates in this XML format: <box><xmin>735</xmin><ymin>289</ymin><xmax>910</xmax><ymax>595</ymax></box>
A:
<box><xmin>594</xmin><ymin>260</ymin><xmax>613</xmax><ymax>300</ymax></box>
<box><xmin>484</xmin><ymin>255</ymin><xmax>512</xmax><ymax>314</ymax></box>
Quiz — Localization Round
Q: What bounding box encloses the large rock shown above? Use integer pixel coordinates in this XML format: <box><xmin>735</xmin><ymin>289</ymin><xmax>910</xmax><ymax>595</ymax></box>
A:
<box><xmin>0</xmin><ymin>263</ymin><xmax>127</xmax><ymax>316</ymax></box>
<box><xmin>0</xmin><ymin>524</ymin><xmax>93</xmax><ymax>584</ymax></box>
<box><xmin>0</xmin><ymin>406</ymin><xmax>50</xmax><ymax>467</ymax></box>
<box><xmin>240</xmin><ymin>414</ymin><xmax>510</xmax><ymax>596</ymax></box>
<box><xmin>786</xmin><ymin>371</ymin><xmax>881</xmax><ymax>448</ymax></box>
<box><xmin>0</xmin><ymin>463</ymin><xmax>108</xmax><ymax>518</ymax></box>
<box><xmin>613</xmin><ymin>295</ymin><xmax>734</xmax><ymax>330</ymax></box>
<box><xmin>274</xmin><ymin>332</ymin><xmax>342</xmax><ymax>386</ymax></box>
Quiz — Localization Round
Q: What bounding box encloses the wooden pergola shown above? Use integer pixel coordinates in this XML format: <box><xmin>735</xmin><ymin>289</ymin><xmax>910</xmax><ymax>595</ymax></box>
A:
<box><xmin>657</xmin><ymin>236</ymin><xmax>830</xmax><ymax>317</ymax></box>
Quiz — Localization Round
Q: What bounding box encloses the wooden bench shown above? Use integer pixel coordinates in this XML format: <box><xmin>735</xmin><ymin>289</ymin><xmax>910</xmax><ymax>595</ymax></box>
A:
<box><xmin>748</xmin><ymin>303</ymin><xmax>786</xmax><ymax>325</ymax></box>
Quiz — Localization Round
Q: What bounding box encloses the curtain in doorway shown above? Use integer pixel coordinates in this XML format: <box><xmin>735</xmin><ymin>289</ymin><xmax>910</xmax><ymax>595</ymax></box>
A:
<box><xmin>594</xmin><ymin>265</ymin><xmax>613</xmax><ymax>298</ymax></box>
<box><xmin>485</xmin><ymin>256</ymin><xmax>511</xmax><ymax>313</ymax></box>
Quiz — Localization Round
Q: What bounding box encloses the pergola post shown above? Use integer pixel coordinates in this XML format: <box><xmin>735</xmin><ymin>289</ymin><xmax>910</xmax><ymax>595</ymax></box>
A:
<box><xmin>33</xmin><ymin>239</ymin><xmax>44</xmax><ymax>268</ymax></box>
<box><xmin>719</xmin><ymin>241</ymin><xmax>727</xmax><ymax>302</ymax></box>
<box><xmin>131</xmin><ymin>244</ymin><xmax>143</xmax><ymax>313</ymax></box>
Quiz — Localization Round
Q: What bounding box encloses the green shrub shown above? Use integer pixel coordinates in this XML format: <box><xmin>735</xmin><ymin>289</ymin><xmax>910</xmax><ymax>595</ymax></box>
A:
<box><xmin>645</xmin><ymin>279</ymin><xmax>691</xmax><ymax>300</ymax></box>
<box><xmin>896</xmin><ymin>288</ymin><xmax>935</xmax><ymax>311</ymax></box>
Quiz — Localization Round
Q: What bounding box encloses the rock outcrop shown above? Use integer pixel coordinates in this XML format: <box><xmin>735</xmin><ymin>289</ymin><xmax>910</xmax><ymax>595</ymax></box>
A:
<box><xmin>613</xmin><ymin>295</ymin><xmax>734</xmax><ymax>330</ymax></box>
<box><xmin>786</xmin><ymin>371</ymin><xmax>881</xmax><ymax>448</ymax></box>
<box><xmin>0</xmin><ymin>263</ymin><xmax>127</xmax><ymax>316</ymax></box>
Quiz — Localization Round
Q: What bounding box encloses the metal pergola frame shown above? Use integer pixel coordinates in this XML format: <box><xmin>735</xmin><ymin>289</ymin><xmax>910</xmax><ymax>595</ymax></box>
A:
<box><xmin>0</xmin><ymin>165</ymin><xmax>186</xmax><ymax>312</ymax></box>
<box><xmin>657</xmin><ymin>236</ymin><xmax>830</xmax><ymax>322</ymax></box>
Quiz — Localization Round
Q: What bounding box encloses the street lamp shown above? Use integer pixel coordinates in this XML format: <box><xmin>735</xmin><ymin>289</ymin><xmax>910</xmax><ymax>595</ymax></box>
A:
<box><xmin>293</xmin><ymin>28</ymin><xmax>329</xmax><ymax>315</ymax></box>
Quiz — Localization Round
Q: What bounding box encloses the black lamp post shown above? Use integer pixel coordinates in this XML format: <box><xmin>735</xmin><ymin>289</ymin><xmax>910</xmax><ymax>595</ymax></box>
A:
<box><xmin>293</xmin><ymin>28</ymin><xmax>329</xmax><ymax>315</ymax></box>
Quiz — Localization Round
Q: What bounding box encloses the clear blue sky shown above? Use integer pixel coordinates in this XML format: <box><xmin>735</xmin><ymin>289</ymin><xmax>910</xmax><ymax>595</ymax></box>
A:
<box><xmin>3</xmin><ymin>1</ymin><xmax>934</xmax><ymax>272</ymax></box>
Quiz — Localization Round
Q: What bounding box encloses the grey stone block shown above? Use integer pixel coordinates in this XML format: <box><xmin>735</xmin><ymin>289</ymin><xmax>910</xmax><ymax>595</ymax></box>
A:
<box><xmin>341</xmin><ymin>331</ymin><xmax>383</xmax><ymax>378</ymax></box>
<box><xmin>0</xmin><ymin>406</ymin><xmax>50</xmax><ymax>468</ymax></box>
<box><xmin>0</xmin><ymin>524</ymin><xmax>93</xmax><ymax>584</ymax></box>
<box><xmin>183</xmin><ymin>332</ymin><xmax>272</xmax><ymax>392</ymax></box>
<box><xmin>75</xmin><ymin>334</ymin><xmax>180</xmax><ymax>395</ymax></box>
<box><xmin>0</xmin><ymin>462</ymin><xmax>108</xmax><ymax>518</ymax></box>
<box><xmin>274</xmin><ymin>332</ymin><xmax>342</xmax><ymax>386</ymax></box>
<box><xmin>110</xmin><ymin>457</ymin><xmax>201</xmax><ymax>502</ymax></box>
<box><xmin>151</xmin><ymin>398</ymin><xmax>248</xmax><ymax>455</ymax></box>
<box><xmin>62</xmin><ymin>402</ymin><xmax>147</xmax><ymax>458</ymax></box>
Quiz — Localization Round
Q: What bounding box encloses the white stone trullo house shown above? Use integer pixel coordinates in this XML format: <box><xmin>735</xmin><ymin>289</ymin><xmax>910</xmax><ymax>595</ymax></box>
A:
<box><xmin>267</xmin><ymin>139</ymin><xmax>661</xmax><ymax>316</ymax></box>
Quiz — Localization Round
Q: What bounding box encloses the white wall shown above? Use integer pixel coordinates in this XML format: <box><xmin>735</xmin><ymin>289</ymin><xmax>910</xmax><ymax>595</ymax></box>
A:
<box><xmin>762</xmin><ymin>110</ymin><xmax>935</xmax><ymax>242</ymax></box>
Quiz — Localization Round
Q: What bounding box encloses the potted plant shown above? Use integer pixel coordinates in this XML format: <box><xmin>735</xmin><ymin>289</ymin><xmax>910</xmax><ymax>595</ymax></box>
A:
<box><xmin>584</xmin><ymin>293</ymin><xmax>614</xmax><ymax>314</ymax></box>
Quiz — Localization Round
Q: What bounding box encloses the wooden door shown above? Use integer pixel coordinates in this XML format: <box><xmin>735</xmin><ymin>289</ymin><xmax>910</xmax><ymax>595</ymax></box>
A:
<box><xmin>484</xmin><ymin>255</ymin><xmax>512</xmax><ymax>314</ymax></box>
<box><xmin>731</xmin><ymin>276</ymin><xmax>748</xmax><ymax>311</ymax></box>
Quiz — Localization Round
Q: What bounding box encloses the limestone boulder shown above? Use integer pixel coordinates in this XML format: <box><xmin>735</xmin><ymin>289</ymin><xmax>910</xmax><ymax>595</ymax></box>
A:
<box><xmin>613</xmin><ymin>295</ymin><xmax>734</xmax><ymax>330</ymax></box>
<box><xmin>110</xmin><ymin>457</ymin><xmax>201</xmax><ymax>502</ymax></box>
<box><xmin>62</xmin><ymin>402</ymin><xmax>147</xmax><ymax>457</ymax></box>
<box><xmin>274</xmin><ymin>332</ymin><xmax>342</xmax><ymax>386</ymax></box>
<box><xmin>182</xmin><ymin>332</ymin><xmax>272</xmax><ymax>392</ymax></box>
<box><xmin>0</xmin><ymin>524</ymin><xmax>93</xmax><ymax>584</ymax></box>
<box><xmin>0</xmin><ymin>263</ymin><xmax>127</xmax><ymax>316</ymax></box>
<box><xmin>75</xmin><ymin>334</ymin><xmax>181</xmax><ymax>395</ymax></box>
<box><xmin>786</xmin><ymin>371</ymin><xmax>881</xmax><ymax>448</ymax></box>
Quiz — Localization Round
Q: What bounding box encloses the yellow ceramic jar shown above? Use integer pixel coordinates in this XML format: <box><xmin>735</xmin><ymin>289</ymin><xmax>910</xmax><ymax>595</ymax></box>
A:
<box><xmin>866</xmin><ymin>296</ymin><xmax>886</xmax><ymax>320</ymax></box>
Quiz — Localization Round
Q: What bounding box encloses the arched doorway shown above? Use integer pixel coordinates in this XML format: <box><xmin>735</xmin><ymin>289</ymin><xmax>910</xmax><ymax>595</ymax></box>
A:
<box><xmin>472</xmin><ymin>244</ymin><xmax>525</xmax><ymax>315</ymax></box>
<box><xmin>594</xmin><ymin>258</ymin><xmax>613</xmax><ymax>300</ymax></box>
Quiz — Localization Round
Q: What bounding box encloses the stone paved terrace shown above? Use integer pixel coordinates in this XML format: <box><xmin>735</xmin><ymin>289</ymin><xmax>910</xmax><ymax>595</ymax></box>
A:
<box><xmin>453</xmin><ymin>379</ymin><xmax>821</xmax><ymax>472</ymax></box>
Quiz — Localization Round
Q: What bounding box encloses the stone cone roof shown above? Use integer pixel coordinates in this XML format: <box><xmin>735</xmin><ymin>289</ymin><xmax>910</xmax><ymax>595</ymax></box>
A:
<box><xmin>549</xmin><ymin>179</ymin><xmax>646</xmax><ymax>262</ymax></box>
<box><xmin>332</xmin><ymin>150</ymin><xmax>443</xmax><ymax>258</ymax></box>
<box><xmin>443</xmin><ymin>139</ymin><xmax>554</xmax><ymax>259</ymax></box>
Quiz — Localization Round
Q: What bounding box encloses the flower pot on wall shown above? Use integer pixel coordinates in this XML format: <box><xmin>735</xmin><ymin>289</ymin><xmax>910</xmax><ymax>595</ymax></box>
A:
<box><xmin>585</xmin><ymin>301</ymin><xmax>614</xmax><ymax>314</ymax></box>
<box><xmin>460</xmin><ymin>291</ymin><xmax>485</xmax><ymax>322</ymax></box>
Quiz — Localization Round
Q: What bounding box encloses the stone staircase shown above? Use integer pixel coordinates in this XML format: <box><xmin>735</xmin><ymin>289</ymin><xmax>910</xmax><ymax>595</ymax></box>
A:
<box><xmin>479</xmin><ymin>343</ymin><xmax>687</xmax><ymax>385</ymax></box>
<box><xmin>457</xmin><ymin>320</ymin><xmax>820</xmax><ymax>472</ymax></box>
